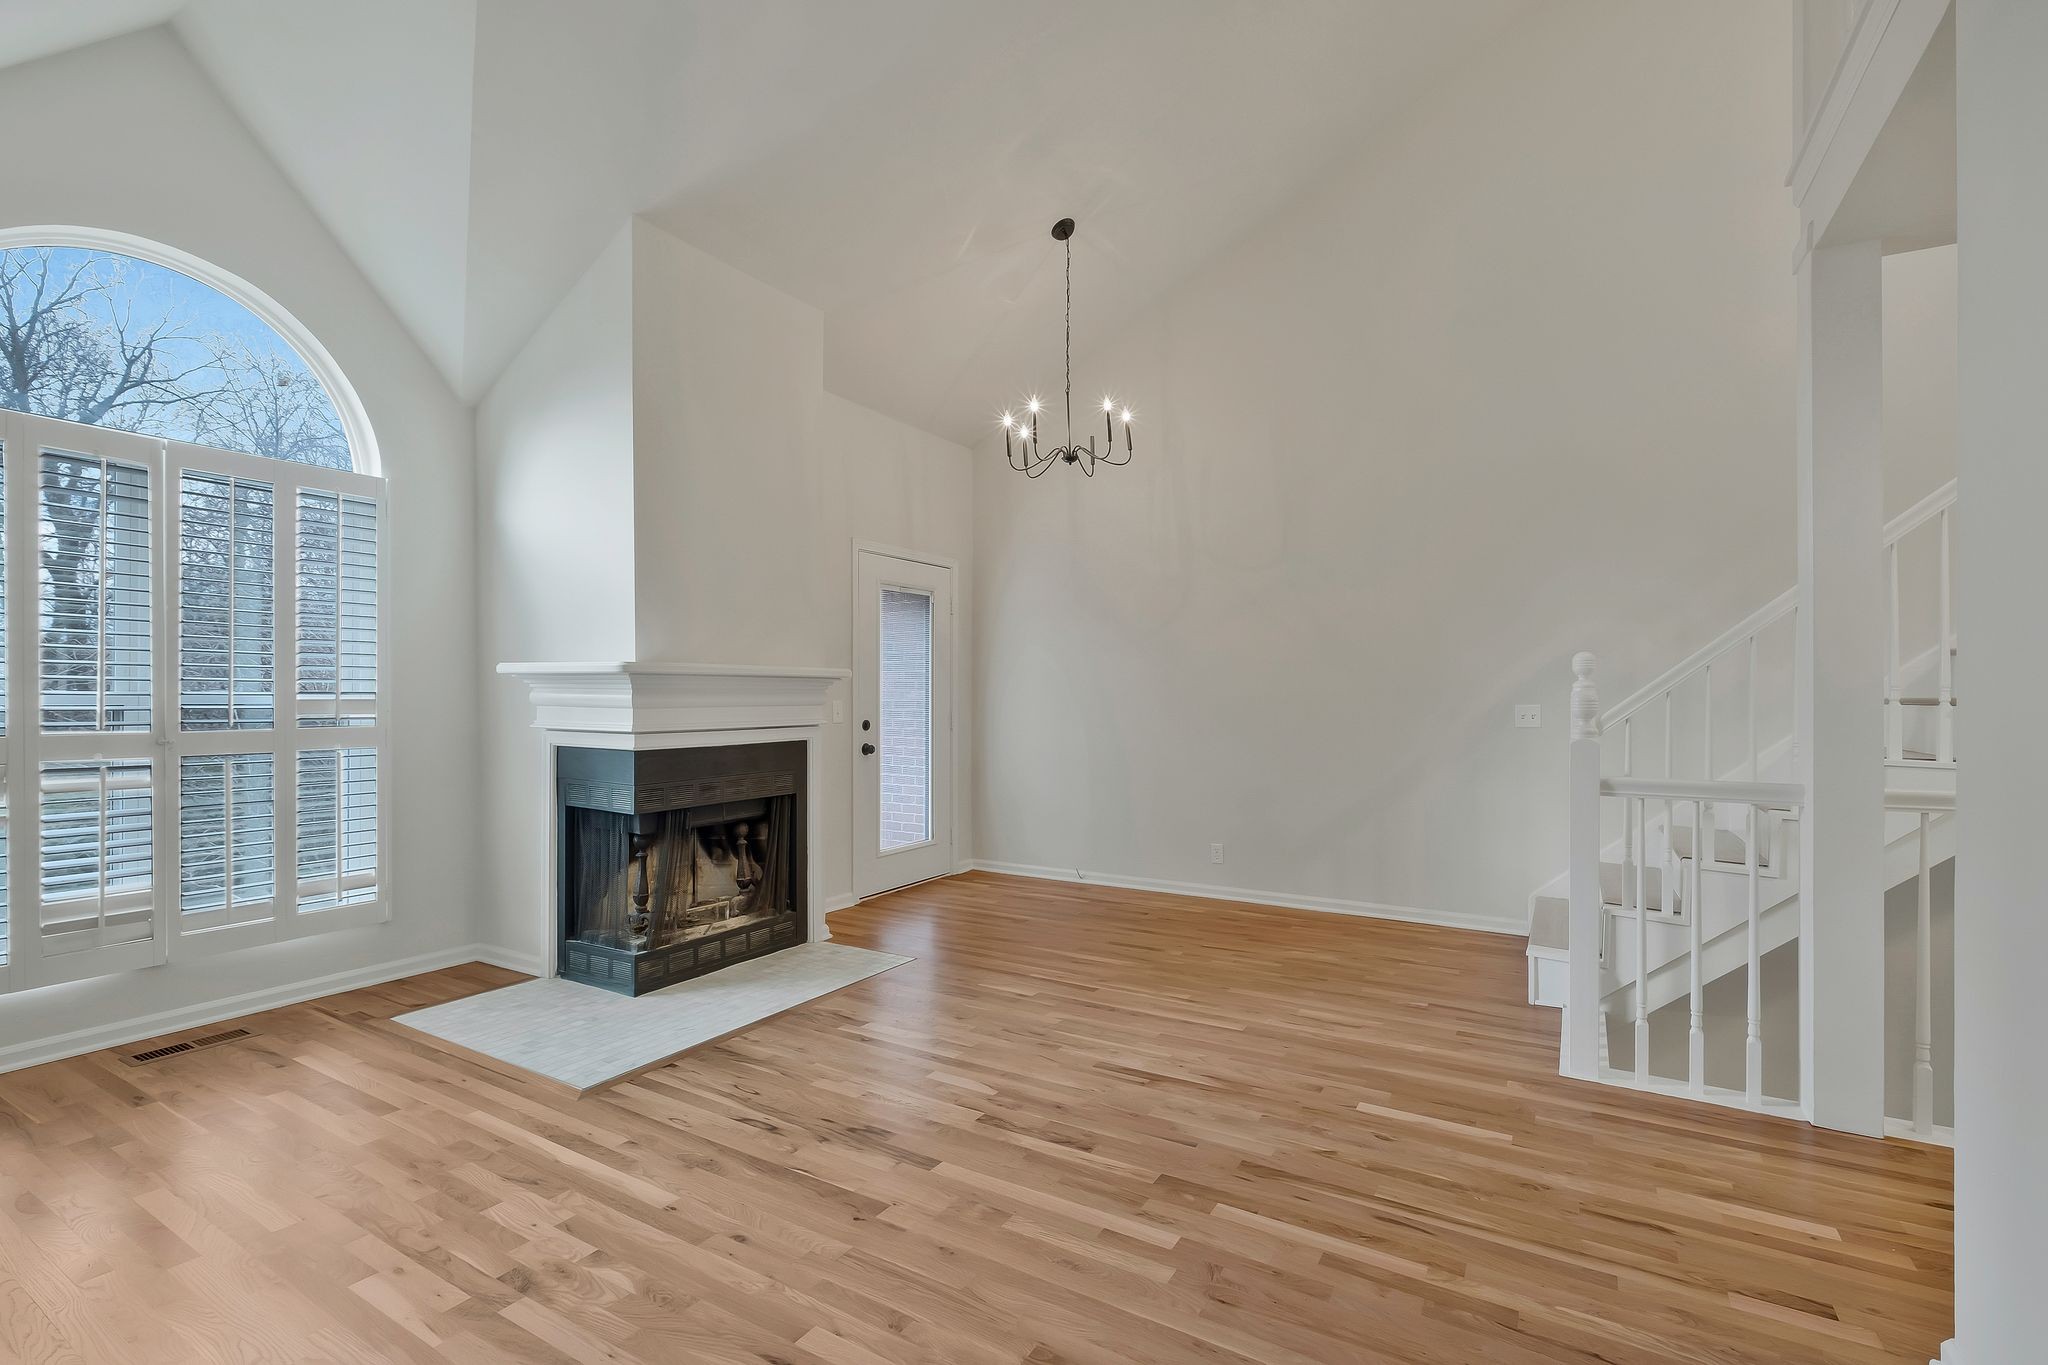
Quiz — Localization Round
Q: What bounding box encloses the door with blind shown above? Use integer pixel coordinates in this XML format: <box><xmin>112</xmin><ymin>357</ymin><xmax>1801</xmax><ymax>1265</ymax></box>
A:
<box><xmin>0</xmin><ymin>411</ymin><xmax>386</xmax><ymax>994</ymax></box>
<box><xmin>852</xmin><ymin>547</ymin><xmax>954</xmax><ymax>899</ymax></box>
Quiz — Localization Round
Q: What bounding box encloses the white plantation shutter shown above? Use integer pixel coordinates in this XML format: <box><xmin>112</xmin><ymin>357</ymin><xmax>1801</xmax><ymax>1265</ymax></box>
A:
<box><xmin>0</xmin><ymin>415</ymin><xmax>386</xmax><ymax>993</ymax></box>
<box><xmin>4</xmin><ymin>421</ymin><xmax>169</xmax><ymax>988</ymax></box>
<box><xmin>295</xmin><ymin>490</ymin><xmax>378</xmax><ymax>725</ymax></box>
<box><xmin>164</xmin><ymin>440</ymin><xmax>385</xmax><ymax>947</ymax></box>
<box><xmin>178</xmin><ymin>754</ymin><xmax>276</xmax><ymax>928</ymax></box>
<box><xmin>178</xmin><ymin>472</ymin><xmax>276</xmax><ymax>730</ymax></box>
<box><xmin>35</xmin><ymin>761</ymin><xmax>157</xmax><ymax>972</ymax></box>
<box><xmin>296</xmin><ymin>747</ymin><xmax>377</xmax><ymax>910</ymax></box>
<box><xmin>39</xmin><ymin>451</ymin><xmax>152</xmax><ymax>733</ymax></box>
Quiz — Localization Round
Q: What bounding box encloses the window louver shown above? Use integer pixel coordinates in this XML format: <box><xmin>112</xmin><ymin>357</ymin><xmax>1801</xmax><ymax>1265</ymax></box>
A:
<box><xmin>295</xmin><ymin>491</ymin><xmax>377</xmax><ymax>726</ymax></box>
<box><xmin>297</xmin><ymin>748</ymin><xmax>376</xmax><ymax>910</ymax></box>
<box><xmin>38</xmin><ymin>761</ymin><xmax>153</xmax><ymax>954</ymax></box>
<box><xmin>179</xmin><ymin>473</ymin><xmax>275</xmax><ymax>730</ymax></box>
<box><xmin>40</xmin><ymin>453</ymin><xmax>151</xmax><ymax>733</ymax></box>
<box><xmin>179</xmin><ymin>755</ymin><xmax>276</xmax><ymax>918</ymax></box>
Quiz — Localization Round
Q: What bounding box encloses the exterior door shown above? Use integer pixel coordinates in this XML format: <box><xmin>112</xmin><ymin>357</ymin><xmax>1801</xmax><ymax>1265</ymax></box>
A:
<box><xmin>852</xmin><ymin>547</ymin><xmax>953</xmax><ymax>898</ymax></box>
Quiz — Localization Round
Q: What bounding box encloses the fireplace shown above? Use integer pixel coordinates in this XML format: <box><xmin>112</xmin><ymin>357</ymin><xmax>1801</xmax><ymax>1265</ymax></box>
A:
<box><xmin>556</xmin><ymin>741</ymin><xmax>807</xmax><ymax>995</ymax></box>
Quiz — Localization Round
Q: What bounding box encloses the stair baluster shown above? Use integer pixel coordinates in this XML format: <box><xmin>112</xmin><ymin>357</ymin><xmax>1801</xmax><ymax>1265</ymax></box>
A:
<box><xmin>1914</xmin><ymin>809</ymin><xmax>1935</xmax><ymax>1135</ymax></box>
<box><xmin>1689</xmin><ymin>794</ymin><xmax>1706</xmax><ymax>1095</ymax></box>
<box><xmin>1744</xmin><ymin>802</ymin><xmax>1763</xmax><ymax>1107</ymax></box>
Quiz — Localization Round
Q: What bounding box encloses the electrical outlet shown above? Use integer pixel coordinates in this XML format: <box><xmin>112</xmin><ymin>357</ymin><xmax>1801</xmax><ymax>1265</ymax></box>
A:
<box><xmin>1515</xmin><ymin>703</ymin><xmax>1541</xmax><ymax>729</ymax></box>
<box><xmin>1209</xmin><ymin>843</ymin><xmax>1225</xmax><ymax>865</ymax></box>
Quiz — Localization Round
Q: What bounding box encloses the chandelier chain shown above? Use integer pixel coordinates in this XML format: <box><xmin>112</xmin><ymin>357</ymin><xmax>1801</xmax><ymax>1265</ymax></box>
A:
<box><xmin>1063</xmin><ymin>237</ymin><xmax>1073</xmax><ymax>447</ymax></box>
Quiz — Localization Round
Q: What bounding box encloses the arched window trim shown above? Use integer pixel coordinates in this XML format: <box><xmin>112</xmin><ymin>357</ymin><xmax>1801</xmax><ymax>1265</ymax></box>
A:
<box><xmin>0</xmin><ymin>225</ymin><xmax>383</xmax><ymax>478</ymax></box>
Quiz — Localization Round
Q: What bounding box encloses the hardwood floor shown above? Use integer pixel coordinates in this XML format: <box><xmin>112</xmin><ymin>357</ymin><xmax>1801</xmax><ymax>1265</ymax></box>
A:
<box><xmin>0</xmin><ymin>872</ymin><xmax>1951</xmax><ymax>1364</ymax></box>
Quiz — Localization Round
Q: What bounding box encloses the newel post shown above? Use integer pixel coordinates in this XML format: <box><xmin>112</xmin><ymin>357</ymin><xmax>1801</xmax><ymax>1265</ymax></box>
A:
<box><xmin>1563</xmin><ymin>652</ymin><xmax>1603</xmax><ymax>1080</ymax></box>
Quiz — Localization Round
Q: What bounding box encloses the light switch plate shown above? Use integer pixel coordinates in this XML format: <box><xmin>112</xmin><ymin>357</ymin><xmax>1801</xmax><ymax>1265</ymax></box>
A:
<box><xmin>1515</xmin><ymin>704</ymin><xmax>1541</xmax><ymax>729</ymax></box>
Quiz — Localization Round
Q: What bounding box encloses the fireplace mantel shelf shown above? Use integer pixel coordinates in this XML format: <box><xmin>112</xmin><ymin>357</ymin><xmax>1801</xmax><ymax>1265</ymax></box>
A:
<box><xmin>498</xmin><ymin>661</ymin><xmax>849</xmax><ymax>737</ymax></box>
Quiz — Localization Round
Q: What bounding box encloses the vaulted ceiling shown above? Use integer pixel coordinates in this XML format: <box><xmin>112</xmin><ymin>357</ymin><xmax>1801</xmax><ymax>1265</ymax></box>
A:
<box><xmin>0</xmin><ymin>0</ymin><xmax>1531</xmax><ymax>445</ymax></box>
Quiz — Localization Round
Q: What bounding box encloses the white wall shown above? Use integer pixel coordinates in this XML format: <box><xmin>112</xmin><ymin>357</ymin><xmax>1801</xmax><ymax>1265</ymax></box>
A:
<box><xmin>974</xmin><ymin>2</ymin><xmax>1803</xmax><ymax>931</ymax></box>
<box><xmin>1884</xmin><ymin>244</ymin><xmax>1958</xmax><ymax>514</ymax></box>
<box><xmin>1953</xmin><ymin>1</ymin><xmax>2048</xmax><ymax>1354</ymax></box>
<box><xmin>629</xmin><ymin>221</ymin><xmax>974</xmax><ymax>910</ymax></box>
<box><xmin>473</xmin><ymin>224</ymin><xmax>638</xmax><ymax>968</ymax></box>
<box><xmin>0</xmin><ymin>28</ymin><xmax>482</xmax><ymax>1061</ymax></box>
<box><xmin>471</xmin><ymin>220</ymin><xmax>975</xmax><ymax>962</ymax></box>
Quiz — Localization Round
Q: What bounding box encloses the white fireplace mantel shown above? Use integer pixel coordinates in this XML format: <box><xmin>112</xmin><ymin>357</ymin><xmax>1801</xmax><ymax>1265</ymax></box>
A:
<box><xmin>498</xmin><ymin>661</ymin><xmax>853</xmax><ymax>966</ymax></box>
<box><xmin>496</xmin><ymin>661</ymin><xmax>849</xmax><ymax>739</ymax></box>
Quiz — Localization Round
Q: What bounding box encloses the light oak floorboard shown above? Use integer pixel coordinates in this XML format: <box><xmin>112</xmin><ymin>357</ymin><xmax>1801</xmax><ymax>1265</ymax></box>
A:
<box><xmin>0</xmin><ymin>871</ymin><xmax>1951</xmax><ymax>1363</ymax></box>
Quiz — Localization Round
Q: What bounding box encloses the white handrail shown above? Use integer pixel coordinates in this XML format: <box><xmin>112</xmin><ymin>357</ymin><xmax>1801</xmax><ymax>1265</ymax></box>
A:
<box><xmin>1888</xmin><ymin>477</ymin><xmax>1958</xmax><ymax>544</ymax></box>
<box><xmin>1603</xmin><ymin>478</ymin><xmax>1957</xmax><ymax>729</ymax></box>
<box><xmin>1603</xmin><ymin>776</ymin><xmax>1804</xmax><ymax>808</ymax></box>
<box><xmin>1602</xmin><ymin>590</ymin><xmax>1795</xmax><ymax>729</ymax></box>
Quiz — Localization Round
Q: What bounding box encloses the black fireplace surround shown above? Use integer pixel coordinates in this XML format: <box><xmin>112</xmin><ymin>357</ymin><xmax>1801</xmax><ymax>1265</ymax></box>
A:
<box><xmin>556</xmin><ymin>741</ymin><xmax>807</xmax><ymax>996</ymax></box>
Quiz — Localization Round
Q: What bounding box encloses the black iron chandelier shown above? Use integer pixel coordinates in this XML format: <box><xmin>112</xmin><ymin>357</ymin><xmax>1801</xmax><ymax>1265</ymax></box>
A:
<box><xmin>1001</xmin><ymin>217</ymin><xmax>1134</xmax><ymax>477</ymax></box>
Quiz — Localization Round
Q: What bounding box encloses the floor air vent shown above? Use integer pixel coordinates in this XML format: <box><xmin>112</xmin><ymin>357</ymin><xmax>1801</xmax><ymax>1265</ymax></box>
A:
<box><xmin>119</xmin><ymin>1027</ymin><xmax>255</xmax><ymax>1066</ymax></box>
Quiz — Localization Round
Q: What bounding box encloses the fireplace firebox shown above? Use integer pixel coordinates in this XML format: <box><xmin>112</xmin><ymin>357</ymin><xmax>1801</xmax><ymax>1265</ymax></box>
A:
<box><xmin>556</xmin><ymin>741</ymin><xmax>807</xmax><ymax>996</ymax></box>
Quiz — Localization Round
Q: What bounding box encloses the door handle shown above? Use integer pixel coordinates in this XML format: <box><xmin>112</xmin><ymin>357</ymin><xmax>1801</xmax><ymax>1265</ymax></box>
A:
<box><xmin>861</xmin><ymin>743</ymin><xmax>876</xmax><ymax>756</ymax></box>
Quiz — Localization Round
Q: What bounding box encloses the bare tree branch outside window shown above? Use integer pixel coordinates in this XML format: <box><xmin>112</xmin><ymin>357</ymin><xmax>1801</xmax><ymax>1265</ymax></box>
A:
<box><xmin>0</xmin><ymin>247</ymin><xmax>350</xmax><ymax>468</ymax></box>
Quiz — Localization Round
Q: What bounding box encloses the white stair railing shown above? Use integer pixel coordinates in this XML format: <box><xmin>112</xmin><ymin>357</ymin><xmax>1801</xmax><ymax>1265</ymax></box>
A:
<box><xmin>1886</xmin><ymin>786</ymin><xmax>1954</xmax><ymax>1139</ymax></box>
<box><xmin>1559</xmin><ymin>481</ymin><xmax>1954</xmax><ymax>1112</ymax></box>
<box><xmin>1563</xmin><ymin>654</ymin><xmax>1805</xmax><ymax>1099</ymax></box>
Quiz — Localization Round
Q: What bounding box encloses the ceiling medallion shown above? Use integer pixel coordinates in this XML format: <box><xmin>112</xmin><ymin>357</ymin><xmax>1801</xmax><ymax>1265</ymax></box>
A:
<box><xmin>1001</xmin><ymin>217</ymin><xmax>1134</xmax><ymax>478</ymax></box>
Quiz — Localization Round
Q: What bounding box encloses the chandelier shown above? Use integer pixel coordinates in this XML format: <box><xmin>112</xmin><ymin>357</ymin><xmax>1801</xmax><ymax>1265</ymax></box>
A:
<box><xmin>1001</xmin><ymin>217</ymin><xmax>1134</xmax><ymax>477</ymax></box>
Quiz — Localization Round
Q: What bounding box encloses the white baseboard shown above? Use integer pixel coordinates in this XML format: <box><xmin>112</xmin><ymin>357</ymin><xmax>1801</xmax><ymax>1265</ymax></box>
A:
<box><xmin>0</xmin><ymin>943</ymin><xmax>532</xmax><ymax>1076</ymax></box>
<box><xmin>1882</xmin><ymin>1117</ymin><xmax>1957</xmax><ymax>1149</ymax></box>
<box><xmin>820</xmin><ymin>893</ymin><xmax>858</xmax><ymax>915</ymax></box>
<box><xmin>969</xmin><ymin>861</ymin><xmax>1524</xmax><ymax>937</ymax></box>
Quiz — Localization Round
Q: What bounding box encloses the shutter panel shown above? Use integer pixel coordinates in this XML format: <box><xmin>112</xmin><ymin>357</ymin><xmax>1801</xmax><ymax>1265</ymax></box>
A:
<box><xmin>295</xmin><ymin>490</ymin><xmax>377</xmax><ymax>725</ymax></box>
<box><xmin>178</xmin><ymin>754</ymin><xmax>275</xmax><ymax>927</ymax></box>
<box><xmin>297</xmin><ymin>747</ymin><xmax>376</xmax><ymax>910</ymax></box>
<box><xmin>39</xmin><ymin>452</ymin><xmax>151</xmax><ymax>733</ymax></box>
<box><xmin>37</xmin><ymin>761</ymin><xmax>154</xmax><ymax>962</ymax></box>
<box><xmin>178</xmin><ymin>473</ymin><xmax>275</xmax><ymax>731</ymax></box>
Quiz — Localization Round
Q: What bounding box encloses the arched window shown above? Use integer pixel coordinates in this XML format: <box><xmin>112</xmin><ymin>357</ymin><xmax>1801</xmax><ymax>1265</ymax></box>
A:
<box><xmin>0</xmin><ymin>231</ymin><xmax>386</xmax><ymax>992</ymax></box>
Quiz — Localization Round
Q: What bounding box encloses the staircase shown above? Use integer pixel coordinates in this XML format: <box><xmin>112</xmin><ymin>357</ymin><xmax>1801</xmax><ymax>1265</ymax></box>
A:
<box><xmin>1534</xmin><ymin>480</ymin><xmax>1956</xmax><ymax>1138</ymax></box>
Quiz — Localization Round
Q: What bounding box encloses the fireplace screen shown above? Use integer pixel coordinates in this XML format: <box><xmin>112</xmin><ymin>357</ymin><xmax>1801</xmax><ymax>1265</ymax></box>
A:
<box><xmin>556</xmin><ymin>742</ymin><xmax>806</xmax><ymax>995</ymax></box>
